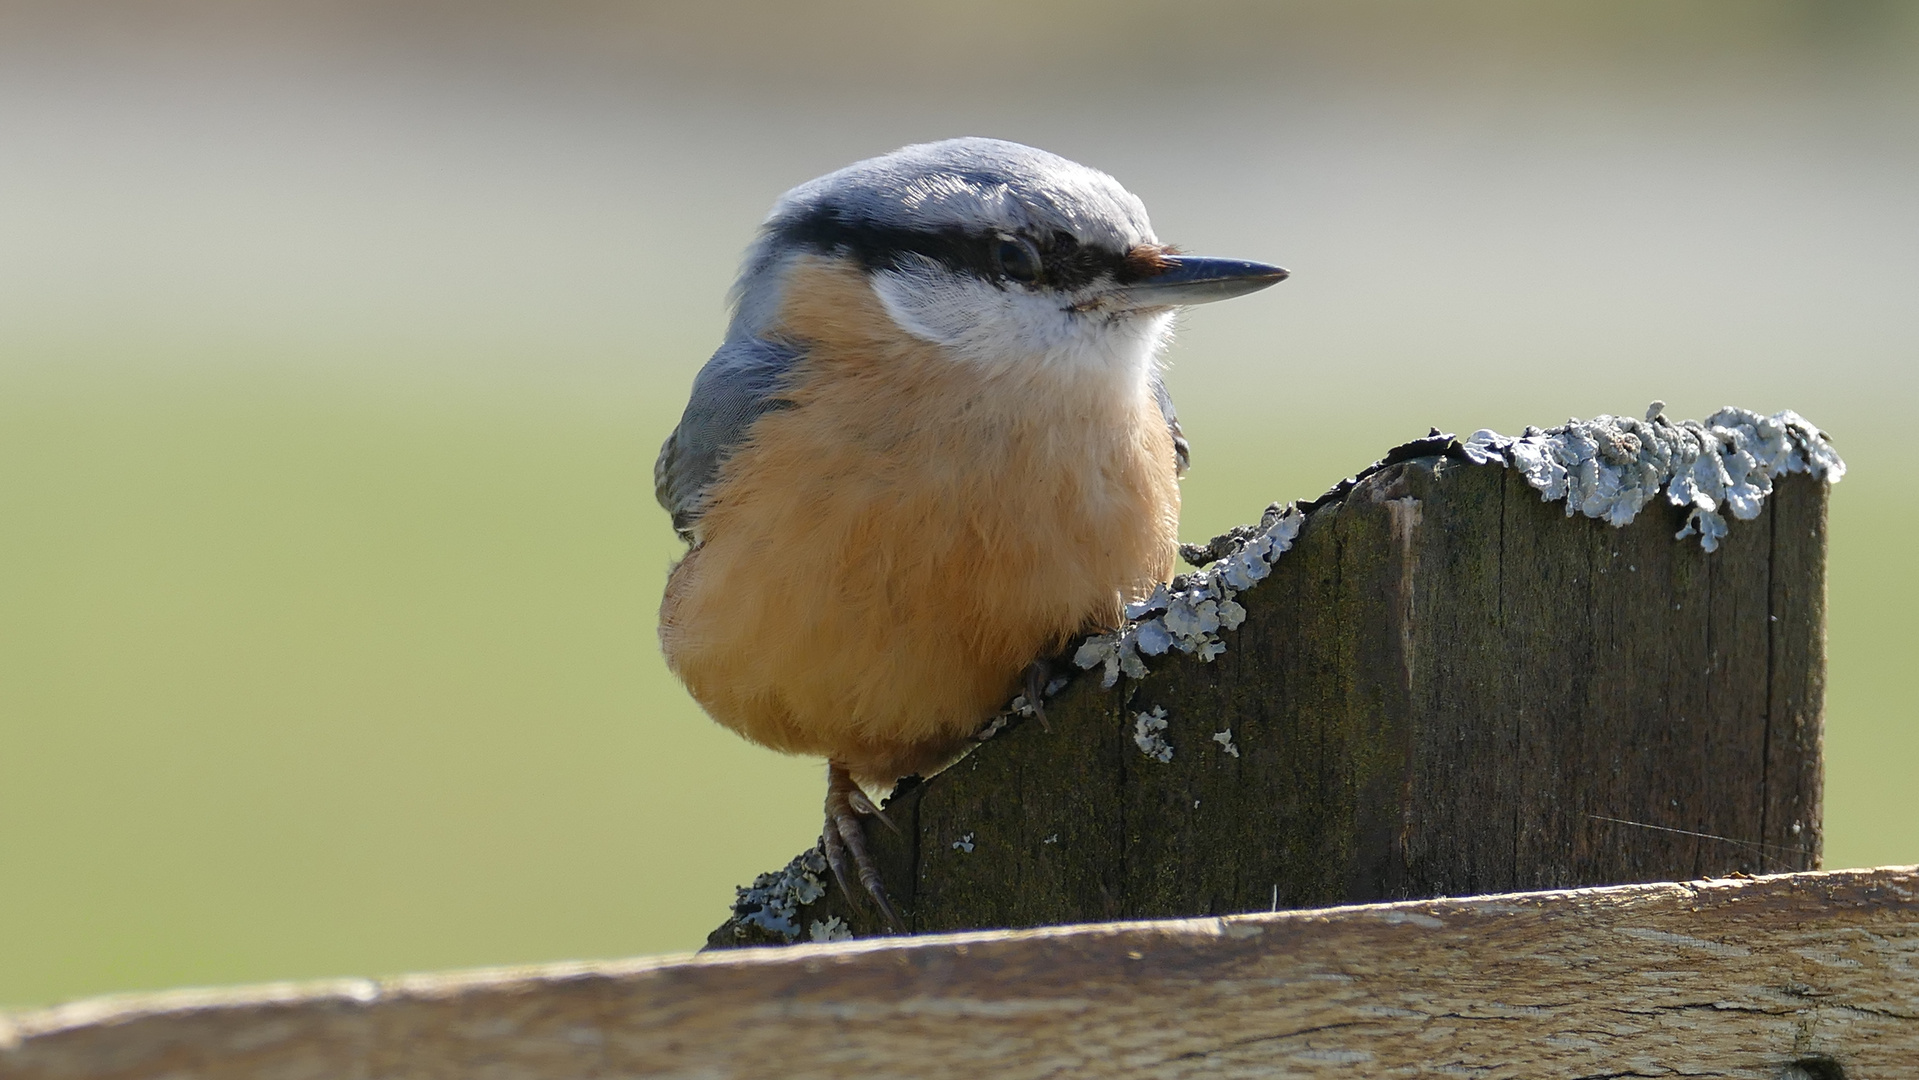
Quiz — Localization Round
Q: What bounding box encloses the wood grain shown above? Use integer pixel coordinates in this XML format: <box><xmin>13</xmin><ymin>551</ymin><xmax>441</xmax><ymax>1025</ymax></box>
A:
<box><xmin>5</xmin><ymin>866</ymin><xmax>1911</xmax><ymax>1079</ymax></box>
<box><xmin>718</xmin><ymin>457</ymin><xmax>1829</xmax><ymax>943</ymax></box>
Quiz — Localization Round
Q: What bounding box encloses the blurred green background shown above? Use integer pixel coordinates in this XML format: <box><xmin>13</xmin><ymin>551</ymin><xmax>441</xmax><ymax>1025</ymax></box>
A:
<box><xmin>2</xmin><ymin>0</ymin><xmax>1914</xmax><ymax>1008</ymax></box>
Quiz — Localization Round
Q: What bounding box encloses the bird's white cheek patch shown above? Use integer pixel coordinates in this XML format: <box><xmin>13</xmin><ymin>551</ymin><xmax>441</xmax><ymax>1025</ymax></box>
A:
<box><xmin>869</xmin><ymin>264</ymin><xmax>1173</xmax><ymax>382</ymax></box>
<box><xmin>869</xmin><ymin>265</ymin><xmax>997</xmax><ymax>350</ymax></box>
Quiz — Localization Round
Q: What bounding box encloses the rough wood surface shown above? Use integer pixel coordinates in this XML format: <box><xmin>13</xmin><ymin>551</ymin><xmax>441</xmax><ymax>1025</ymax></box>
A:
<box><xmin>4</xmin><ymin>866</ymin><xmax>1911</xmax><ymax>1079</ymax></box>
<box><xmin>715</xmin><ymin>456</ymin><xmax>1829</xmax><ymax>945</ymax></box>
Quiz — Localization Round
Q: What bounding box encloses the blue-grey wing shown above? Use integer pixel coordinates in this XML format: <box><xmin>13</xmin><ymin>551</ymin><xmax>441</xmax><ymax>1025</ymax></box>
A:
<box><xmin>654</xmin><ymin>336</ymin><xmax>803</xmax><ymax>541</ymax></box>
<box><xmin>1150</xmin><ymin>371</ymin><xmax>1191</xmax><ymax>476</ymax></box>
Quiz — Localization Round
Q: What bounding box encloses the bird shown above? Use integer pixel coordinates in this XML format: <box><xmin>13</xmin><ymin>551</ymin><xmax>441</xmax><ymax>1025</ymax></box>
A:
<box><xmin>654</xmin><ymin>137</ymin><xmax>1286</xmax><ymax>929</ymax></box>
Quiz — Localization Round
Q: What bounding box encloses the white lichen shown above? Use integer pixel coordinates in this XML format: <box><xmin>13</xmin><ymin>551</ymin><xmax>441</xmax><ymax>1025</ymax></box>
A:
<box><xmin>1043</xmin><ymin>833</ymin><xmax>1060</xmax><ymax>844</ymax></box>
<box><xmin>1460</xmin><ymin>405</ymin><xmax>1843</xmax><ymax>552</ymax></box>
<box><xmin>730</xmin><ymin>848</ymin><xmax>829</xmax><ymax>939</ymax></box>
<box><xmin>808</xmin><ymin>916</ymin><xmax>853</xmax><ymax>943</ymax></box>
<box><xmin>1074</xmin><ymin>504</ymin><xmax>1304</xmax><ymax>689</ymax></box>
<box><xmin>952</xmin><ymin>832</ymin><xmax>976</xmax><ymax>853</ymax></box>
<box><xmin>1212</xmin><ymin>728</ymin><xmax>1240</xmax><ymax>758</ymax></box>
<box><xmin>1134</xmin><ymin>706</ymin><xmax>1174</xmax><ymax>762</ymax></box>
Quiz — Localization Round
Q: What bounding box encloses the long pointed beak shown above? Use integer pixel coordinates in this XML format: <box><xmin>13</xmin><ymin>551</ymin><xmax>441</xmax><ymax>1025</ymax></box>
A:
<box><xmin>1119</xmin><ymin>255</ymin><xmax>1289</xmax><ymax>308</ymax></box>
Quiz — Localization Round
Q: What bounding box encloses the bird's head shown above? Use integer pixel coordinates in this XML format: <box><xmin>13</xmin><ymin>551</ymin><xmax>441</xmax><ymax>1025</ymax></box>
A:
<box><xmin>728</xmin><ymin>137</ymin><xmax>1286</xmax><ymax>377</ymax></box>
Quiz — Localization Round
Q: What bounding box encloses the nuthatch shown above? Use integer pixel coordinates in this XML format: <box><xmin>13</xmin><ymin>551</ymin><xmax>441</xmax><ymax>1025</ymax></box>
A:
<box><xmin>656</xmin><ymin>138</ymin><xmax>1285</xmax><ymax>928</ymax></box>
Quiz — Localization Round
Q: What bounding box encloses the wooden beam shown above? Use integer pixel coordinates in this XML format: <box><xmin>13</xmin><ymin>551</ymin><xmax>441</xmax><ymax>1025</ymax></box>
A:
<box><xmin>5</xmin><ymin>866</ymin><xmax>1912</xmax><ymax>1079</ymax></box>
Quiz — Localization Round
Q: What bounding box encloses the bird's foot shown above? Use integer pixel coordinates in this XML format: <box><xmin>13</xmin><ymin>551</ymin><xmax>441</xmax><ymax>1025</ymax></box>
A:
<box><xmin>822</xmin><ymin>762</ymin><xmax>905</xmax><ymax>934</ymax></box>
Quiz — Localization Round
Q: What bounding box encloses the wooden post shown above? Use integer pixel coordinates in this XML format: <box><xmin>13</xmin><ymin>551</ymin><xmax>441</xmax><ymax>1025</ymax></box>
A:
<box><xmin>711</xmin><ymin>424</ymin><xmax>1832</xmax><ymax>946</ymax></box>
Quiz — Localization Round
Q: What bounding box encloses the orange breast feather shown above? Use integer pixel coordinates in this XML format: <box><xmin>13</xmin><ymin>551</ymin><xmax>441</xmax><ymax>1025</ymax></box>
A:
<box><xmin>660</xmin><ymin>259</ymin><xmax>1178</xmax><ymax>785</ymax></box>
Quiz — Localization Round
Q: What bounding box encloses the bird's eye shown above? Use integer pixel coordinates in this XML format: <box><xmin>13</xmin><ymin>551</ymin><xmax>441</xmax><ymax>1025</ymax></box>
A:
<box><xmin>995</xmin><ymin>237</ymin><xmax>1043</xmax><ymax>284</ymax></box>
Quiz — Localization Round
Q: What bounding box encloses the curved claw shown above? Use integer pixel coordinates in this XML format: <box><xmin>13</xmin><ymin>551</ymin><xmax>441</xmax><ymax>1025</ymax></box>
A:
<box><xmin>825</xmin><ymin>763</ymin><xmax>906</xmax><ymax>933</ymax></box>
<box><xmin>1022</xmin><ymin>657</ymin><xmax>1053</xmax><ymax>732</ymax></box>
<box><xmin>819</xmin><ymin>815</ymin><xmax>855</xmax><ymax>902</ymax></box>
<box><xmin>846</xmin><ymin>787</ymin><xmax>902</xmax><ymax>835</ymax></box>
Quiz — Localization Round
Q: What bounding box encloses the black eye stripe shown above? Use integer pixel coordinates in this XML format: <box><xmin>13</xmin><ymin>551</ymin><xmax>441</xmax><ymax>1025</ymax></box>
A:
<box><xmin>774</xmin><ymin>207</ymin><xmax>1143</xmax><ymax>290</ymax></box>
